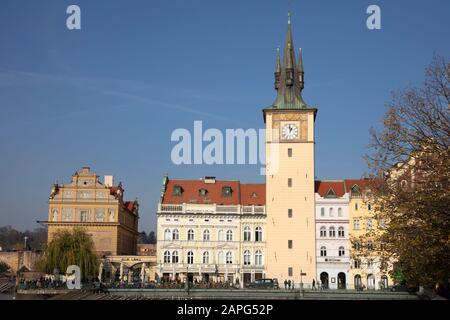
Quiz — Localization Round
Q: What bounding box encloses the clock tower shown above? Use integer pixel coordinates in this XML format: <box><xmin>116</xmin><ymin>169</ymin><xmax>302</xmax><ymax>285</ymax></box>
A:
<box><xmin>264</xmin><ymin>12</ymin><xmax>317</xmax><ymax>285</ymax></box>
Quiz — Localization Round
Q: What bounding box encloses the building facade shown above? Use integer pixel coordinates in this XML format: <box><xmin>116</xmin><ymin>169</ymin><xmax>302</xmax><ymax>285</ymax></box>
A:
<box><xmin>45</xmin><ymin>167</ymin><xmax>139</xmax><ymax>256</ymax></box>
<box><xmin>156</xmin><ymin>177</ymin><xmax>266</xmax><ymax>286</ymax></box>
<box><xmin>315</xmin><ymin>181</ymin><xmax>350</xmax><ymax>289</ymax></box>
<box><xmin>347</xmin><ymin>180</ymin><xmax>392</xmax><ymax>290</ymax></box>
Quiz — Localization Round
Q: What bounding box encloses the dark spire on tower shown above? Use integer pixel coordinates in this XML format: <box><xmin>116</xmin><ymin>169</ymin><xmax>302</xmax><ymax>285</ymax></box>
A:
<box><xmin>274</xmin><ymin>47</ymin><xmax>281</xmax><ymax>89</ymax></box>
<box><xmin>271</xmin><ymin>11</ymin><xmax>308</xmax><ymax>109</ymax></box>
<box><xmin>297</xmin><ymin>47</ymin><xmax>304</xmax><ymax>90</ymax></box>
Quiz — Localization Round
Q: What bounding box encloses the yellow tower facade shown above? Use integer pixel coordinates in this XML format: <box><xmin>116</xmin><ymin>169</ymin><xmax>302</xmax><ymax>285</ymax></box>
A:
<box><xmin>264</xmin><ymin>13</ymin><xmax>317</xmax><ymax>286</ymax></box>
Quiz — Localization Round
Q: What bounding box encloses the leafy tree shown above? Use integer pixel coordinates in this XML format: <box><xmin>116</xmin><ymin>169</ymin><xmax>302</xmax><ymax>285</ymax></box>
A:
<box><xmin>137</xmin><ymin>231</ymin><xmax>149</xmax><ymax>244</ymax></box>
<box><xmin>364</xmin><ymin>55</ymin><xmax>450</xmax><ymax>287</ymax></box>
<box><xmin>0</xmin><ymin>261</ymin><xmax>10</xmax><ymax>274</ymax></box>
<box><xmin>0</xmin><ymin>226</ymin><xmax>47</xmax><ymax>251</ymax></box>
<box><xmin>37</xmin><ymin>228</ymin><xmax>98</xmax><ymax>280</ymax></box>
<box><xmin>148</xmin><ymin>231</ymin><xmax>156</xmax><ymax>244</ymax></box>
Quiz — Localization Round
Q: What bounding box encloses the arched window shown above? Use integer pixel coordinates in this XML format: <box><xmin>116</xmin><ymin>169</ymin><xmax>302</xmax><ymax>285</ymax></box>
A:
<box><xmin>354</xmin><ymin>274</ymin><xmax>362</xmax><ymax>289</ymax></box>
<box><xmin>367</xmin><ymin>240</ymin><xmax>374</xmax><ymax>250</ymax></box>
<box><xmin>320</xmin><ymin>226</ymin><xmax>326</xmax><ymax>237</ymax></box>
<box><xmin>187</xmin><ymin>229</ymin><xmax>194</xmax><ymax>241</ymax></box>
<box><xmin>368</xmin><ymin>203</ymin><xmax>372</xmax><ymax>211</ymax></box>
<box><xmin>320</xmin><ymin>208</ymin><xmax>325</xmax><ymax>217</ymax></box>
<box><xmin>338</xmin><ymin>227</ymin><xmax>345</xmax><ymax>237</ymax></box>
<box><xmin>218</xmin><ymin>251</ymin><xmax>224</xmax><ymax>264</ymax></box>
<box><xmin>329</xmin><ymin>227</ymin><xmax>336</xmax><ymax>237</ymax></box>
<box><xmin>187</xmin><ymin>251</ymin><xmax>194</xmax><ymax>264</ymax></box>
<box><xmin>172</xmin><ymin>251</ymin><xmax>179</xmax><ymax>263</ymax></box>
<box><xmin>203</xmin><ymin>229</ymin><xmax>210</xmax><ymax>241</ymax></box>
<box><xmin>172</xmin><ymin>229</ymin><xmax>179</xmax><ymax>240</ymax></box>
<box><xmin>226</xmin><ymin>251</ymin><xmax>233</xmax><ymax>264</ymax></box>
<box><xmin>354</xmin><ymin>241</ymin><xmax>361</xmax><ymax>250</ymax></box>
<box><xmin>338</xmin><ymin>207</ymin><xmax>342</xmax><ymax>217</ymax></box>
<box><xmin>164</xmin><ymin>229</ymin><xmax>171</xmax><ymax>241</ymax></box>
<box><xmin>218</xmin><ymin>229</ymin><xmax>224</xmax><ymax>241</ymax></box>
<box><xmin>203</xmin><ymin>251</ymin><xmax>209</xmax><ymax>264</ymax></box>
<box><xmin>367</xmin><ymin>259</ymin><xmax>373</xmax><ymax>268</ymax></box>
<box><xmin>243</xmin><ymin>250</ymin><xmax>251</xmax><ymax>266</ymax></box>
<box><xmin>329</xmin><ymin>208</ymin><xmax>334</xmax><ymax>217</ymax></box>
<box><xmin>381</xmin><ymin>275</ymin><xmax>388</xmax><ymax>289</ymax></box>
<box><xmin>243</xmin><ymin>226</ymin><xmax>251</xmax><ymax>241</ymax></box>
<box><xmin>164</xmin><ymin>250</ymin><xmax>171</xmax><ymax>263</ymax></box>
<box><xmin>255</xmin><ymin>250</ymin><xmax>263</xmax><ymax>266</ymax></box>
<box><xmin>338</xmin><ymin>246</ymin><xmax>345</xmax><ymax>257</ymax></box>
<box><xmin>380</xmin><ymin>241</ymin><xmax>386</xmax><ymax>250</ymax></box>
<box><xmin>226</xmin><ymin>230</ymin><xmax>233</xmax><ymax>241</ymax></box>
<box><xmin>320</xmin><ymin>246</ymin><xmax>327</xmax><ymax>257</ymax></box>
<box><xmin>255</xmin><ymin>227</ymin><xmax>263</xmax><ymax>242</ymax></box>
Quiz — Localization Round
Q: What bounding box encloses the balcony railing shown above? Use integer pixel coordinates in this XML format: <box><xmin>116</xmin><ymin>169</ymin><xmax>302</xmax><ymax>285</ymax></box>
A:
<box><xmin>158</xmin><ymin>204</ymin><xmax>265</xmax><ymax>215</ymax></box>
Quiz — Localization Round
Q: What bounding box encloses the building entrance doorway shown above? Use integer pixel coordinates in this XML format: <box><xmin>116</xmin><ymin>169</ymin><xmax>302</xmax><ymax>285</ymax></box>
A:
<box><xmin>367</xmin><ymin>274</ymin><xmax>375</xmax><ymax>290</ymax></box>
<box><xmin>337</xmin><ymin>272</ymin><xmax>346</xmax><ymax>289</ymax></box>
<box><xmin>320</xmin><ymin>272</ymin><xmax>329</xmax><ymax>289</ymax></box>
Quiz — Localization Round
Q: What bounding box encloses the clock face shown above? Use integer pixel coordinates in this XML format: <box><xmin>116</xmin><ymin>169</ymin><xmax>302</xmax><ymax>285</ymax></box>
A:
<box><xmin>281</xmin><ymin>123</ymin><xmax>299</xmax><ymax>140</ymax></box>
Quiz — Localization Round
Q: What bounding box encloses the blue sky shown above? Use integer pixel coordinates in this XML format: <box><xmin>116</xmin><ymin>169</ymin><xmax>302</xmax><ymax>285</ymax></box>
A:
<box><xmin>0</xmin><ymin>0</ymin><xmax>449</xmax><ymax>232</ymax></box>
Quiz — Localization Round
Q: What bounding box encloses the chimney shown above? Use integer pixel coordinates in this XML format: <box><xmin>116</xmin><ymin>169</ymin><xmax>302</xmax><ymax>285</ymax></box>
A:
<box><xmin>104</xmin><ymin>175</ymin><xmax>114</xmax><ymax>187</ymax></box>
<box><xmin>204</xmin><ymin>176</ymin><xmax>216</xmax><ymax>184</ymax></box>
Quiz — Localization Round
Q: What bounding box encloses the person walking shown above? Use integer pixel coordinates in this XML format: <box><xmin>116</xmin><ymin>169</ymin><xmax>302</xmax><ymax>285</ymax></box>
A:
<box><xmin>288</xmin><ymin>279</ymin><xmax>292</xmax><ymax>290</ymax></box>
<box><xmin>291</xmin><ymin>280</ymin><xmax>295</xmax><ymax>290</ymax></box>
<box><xmin>312</xmin><ymin>279</ymin><xmax>316</xmax><ymax>290</ymax></box>
<box><xmin>284</xmin><ymin>279</ymin><xmax>288</xmax><ymax>290</ymax></box>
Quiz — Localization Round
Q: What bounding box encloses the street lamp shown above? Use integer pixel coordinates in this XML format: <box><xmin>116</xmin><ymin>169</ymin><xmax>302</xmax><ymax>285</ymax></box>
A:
<box><xmin>23</xmin><ymin>236</ymin><xmax>28</xmax><ymax>250</ymax></box>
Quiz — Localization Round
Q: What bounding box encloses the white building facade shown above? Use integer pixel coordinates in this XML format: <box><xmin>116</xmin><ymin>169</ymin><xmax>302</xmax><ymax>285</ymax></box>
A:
<box><xmin>315</xmin><ymin>181</ymin><xmax>351</xmax><ymax>289</ymax></box>
<box><xmin>156</xmin><ymin>177</ymin><xmax>266</xmax><ymax>287</ymax></box>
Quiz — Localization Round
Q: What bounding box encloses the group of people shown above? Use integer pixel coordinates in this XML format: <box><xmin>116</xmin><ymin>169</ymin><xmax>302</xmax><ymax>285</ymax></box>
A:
<box><xmin>283</xmin><ymin>279</ymin><xmax>296</xmax><ymax>289</ymax></box>
<box><xmin>17</xmin><ymin>277</ymin><xmax>66</xmax><ymax>290</ymax></box>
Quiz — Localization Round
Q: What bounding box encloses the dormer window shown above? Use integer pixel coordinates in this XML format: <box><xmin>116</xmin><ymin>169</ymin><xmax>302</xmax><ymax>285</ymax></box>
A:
<box><xmin>222</xmin><ymin>186</ymin><xmax>232</xmax><ymax>197</ymax></box>
<box><xmin>325</xmin><ymin>188</ymin><xmax>337</xmax><ymax>198</ymax></box>
<box><xmin>351</xmin><ymin>185</ymin><xmax>361</xmax><ymax>197</ymax></box>
<box><xmin>199</xmin><ymin>188</ymin><xmax>208</xmax><ymax>197</ymax></box>
<box><xmin>172</xmin><ymin>185</ymin><xmax>183</xmax><ymax>196</ymax></box>
<box><xmin>251</xmin><ymin>192</ymin><xmax>257</xmax><ymax>198</ymax></box>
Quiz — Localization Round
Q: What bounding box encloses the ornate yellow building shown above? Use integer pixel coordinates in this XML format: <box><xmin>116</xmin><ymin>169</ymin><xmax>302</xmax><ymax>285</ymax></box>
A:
<box><xmin>45</xmin><ymin>167</ymin><xmax>139</xmax><ymax>256</ymax></box>
<box><xmin>347</xmin><ymin>180</ymin><xmax>392</xmax><ymax>289</ymax></box>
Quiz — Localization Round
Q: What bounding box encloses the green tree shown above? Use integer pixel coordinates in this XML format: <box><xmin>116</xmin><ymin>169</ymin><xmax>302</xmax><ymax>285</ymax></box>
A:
<box><xmin>0</xmin><ymin>261</ymin><xmax>10</xmax><ymax>274</ymax></box>
<box><xmin>364</xmin><ymin>55</ymin><xmax>450</xmax><ymax>287</ymax></box>
<box><xmin>37</xmin><ymin>228</ymin><xmax>98</xmax><ymax>280</ymax></box>
<box><xmin>148</xmin><ymin>231</ymin><xmax>156</xmax><ymax>244</ymax></box>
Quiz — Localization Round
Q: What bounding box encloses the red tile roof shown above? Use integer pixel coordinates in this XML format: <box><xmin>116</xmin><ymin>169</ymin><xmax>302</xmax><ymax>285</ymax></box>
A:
<box><xmin>240</xmin><ymin>184</ymin><xmax>266</xmax><ymax>206</ymax></box>
<box><xmin>162</xmin><ymin>178</ymin><xmax>371</xmax><ymax>205</ymax></box>
<box><xmin>314</xmin><ymin>180</ymin><xmax>346</xmax><ymax>197</ymax></box>
<box><xmin>124</xmin><ymin>201</ymin><xmax>137</xmax><ymax>211</ymax></box>
<box><xmin>162</xmin><ymin>179</ymin><xmax>265</xmax><ymax>206</ymax></box>
<box><xmin>344</xmin><ymin>179</ymin><xmax>370</xmax><ymax>192</ymax></box>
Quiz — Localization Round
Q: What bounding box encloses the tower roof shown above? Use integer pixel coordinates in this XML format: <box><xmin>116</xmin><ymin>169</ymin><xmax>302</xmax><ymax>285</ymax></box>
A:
<box><xmin>271</xmin><ymin>11</ymin><xmax>309</xmax><ymax>109</ymax></box>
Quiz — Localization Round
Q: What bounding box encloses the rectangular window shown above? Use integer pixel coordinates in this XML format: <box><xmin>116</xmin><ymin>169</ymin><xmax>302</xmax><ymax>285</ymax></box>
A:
<box><xmin>288</xmin><ymin>267</ymin><xmax>293</xmax><ymax>277</ymax></box>
<box><xmin>355</xmin><ymin>203</ymin><xmax>359</xmax><ymax>211</ymax></box>
<box><xmin>288</xmin><ymin>209</ymin><xmax>293</xmax><ymax>218</ymax></box>
<box><xmin>288</xmin><ymin>240</ymin><xmax>293</xmax><ymax>249</ymax></box>
<box><xmin>367</xmin><ymin>219</ymin><xmax>373</xmax><ymax>230</ymax></box>
<box><xmin>353</xmin><ymin>219</ymin><xmax>360</xmax><ymax>230</ymax></box>
<box><xmin>288</xmin><ymin>148</ymin><xmax>293</xmax><ymax>157</ymax></box>
<box><xmin>288</xmin><ymin>178</ymin><xmax>292</xmax><ymax>188</ymax></box>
